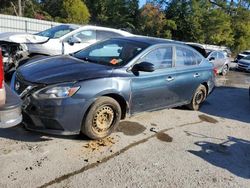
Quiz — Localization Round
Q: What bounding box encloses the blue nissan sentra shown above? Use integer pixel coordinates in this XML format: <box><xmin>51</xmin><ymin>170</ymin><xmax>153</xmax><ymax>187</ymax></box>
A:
<box><xmin>11</xmin><ymin>36</ymin><xmax>215</xmax><ymax>139</ymax></box>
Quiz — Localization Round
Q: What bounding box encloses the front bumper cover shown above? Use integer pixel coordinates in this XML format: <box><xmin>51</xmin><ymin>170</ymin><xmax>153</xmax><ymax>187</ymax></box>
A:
<box><xmin>0</xmin><ymin>84</ymin><xmax>22</xmax><ymax>128</ymax></box>
<box><xmin>21</xmin><ymin>94</ymin><xmax>90</xmax><ymax>135</ymax></box>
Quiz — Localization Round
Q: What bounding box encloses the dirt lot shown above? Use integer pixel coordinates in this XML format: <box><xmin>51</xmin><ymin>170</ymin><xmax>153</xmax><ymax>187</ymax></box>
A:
<box><xmin>0</xmin><ymin>70</ymin><xmax>250</xmax><ymax>188</ymax></box>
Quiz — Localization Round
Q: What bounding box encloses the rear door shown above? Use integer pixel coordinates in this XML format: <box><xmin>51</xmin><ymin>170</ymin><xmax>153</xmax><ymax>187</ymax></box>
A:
<box><xmin>172</xmin><ymin>45</ymin><xmax>204</xmax><ymax>104</ymax></box>
<box><xmin>130</xmin><ymin>46</ymin><xmax>178</xmax><ymax>113</ymax></box>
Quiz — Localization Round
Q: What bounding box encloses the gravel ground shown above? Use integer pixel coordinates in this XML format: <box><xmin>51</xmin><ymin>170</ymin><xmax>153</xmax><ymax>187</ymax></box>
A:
<box><xmin>0</xmin><ymin>70</ymin><xmax>249</xmax><ymax>188</ymax></box>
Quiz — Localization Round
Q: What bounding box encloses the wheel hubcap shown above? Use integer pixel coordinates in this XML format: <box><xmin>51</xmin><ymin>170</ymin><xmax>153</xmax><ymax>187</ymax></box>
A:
<box><xmin>93</xmin><ymin>106</ymin><xmax>114</xmax><ymax>133</ymax></box>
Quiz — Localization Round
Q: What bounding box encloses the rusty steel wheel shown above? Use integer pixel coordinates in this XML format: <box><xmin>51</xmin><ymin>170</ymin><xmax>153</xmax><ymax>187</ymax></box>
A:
<box><xmin>92</xmin><ymin>105</ymin><xmax>115</xmax><ymax>133</ymax></box>
<box><xmin>82</xmin><ymin>97</ymin><xmax>121</xmax><ymax>140</ymax></box>
<box><xmin>187</xmin><ymin>85</ymin><xmax>207</xmax><ymax>111</ymax></box>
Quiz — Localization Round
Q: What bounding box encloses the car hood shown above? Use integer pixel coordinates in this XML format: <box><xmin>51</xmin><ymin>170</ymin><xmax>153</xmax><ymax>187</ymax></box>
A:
<box><xmin>0</xmin><ymin>32</ymin><xmax>49</xmax><ymax>44</ymax></box>
<box><xmin>17</xmin><ymin>56</ymin><xmax>113</xmax><ymax>84</ymax></box>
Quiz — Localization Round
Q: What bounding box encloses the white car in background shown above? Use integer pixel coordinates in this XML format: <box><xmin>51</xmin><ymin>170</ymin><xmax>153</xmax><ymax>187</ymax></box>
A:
<box><xmin>0</xmin><ymin>25</ymin><xmax>133</xmax><ymax>74</ymax></box>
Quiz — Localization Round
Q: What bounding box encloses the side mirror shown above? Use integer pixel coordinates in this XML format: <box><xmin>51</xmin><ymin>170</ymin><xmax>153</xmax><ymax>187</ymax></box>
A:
<box><xmin>68</xmin><ymin>36</ymin><xmax>81</xmax><ymax>46</ymax></box>
<box><xmin>133</xmin><ymin>62</ymin><xmax>155</xmax><ymax>72</ymax></box>
<box><xmin>209</xmin><ymin>57</ymin><xmax>215</xmax><ymax>61</ymax></box>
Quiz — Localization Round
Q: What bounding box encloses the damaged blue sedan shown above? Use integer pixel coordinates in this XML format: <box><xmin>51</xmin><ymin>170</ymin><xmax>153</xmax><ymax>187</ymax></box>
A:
<box><xmin>11</xmin><ymin>36</ymin><xmax>215</xmax><ymax>139</ymax></box>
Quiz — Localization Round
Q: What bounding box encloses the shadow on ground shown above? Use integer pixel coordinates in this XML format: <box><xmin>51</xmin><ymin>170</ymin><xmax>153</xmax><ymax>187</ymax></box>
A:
<box><xmin>200</xmin><ymin>87</ymin><xmax>250</xmax><ymax>124</ymax></box>
<box><xmin>0</xmin><ymin>124</ymin><xmax>86</xmax><ymax>142</ymax></box>
<box><xmin>188</xmin><ymin>135</ymin><xmax>250</xmax><ymax>179</ymax></box>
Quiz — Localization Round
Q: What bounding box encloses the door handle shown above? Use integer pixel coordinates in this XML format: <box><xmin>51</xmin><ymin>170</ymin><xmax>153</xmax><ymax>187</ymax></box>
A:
<box><xmin>194</xmin><ymin>73</ymin><xmax>200</xmax><ymax>78</ymax></box>
<box><xmin>166</xmin><ymin>76</ymin><xmax>175</xmax><ymax>81</ymax></box>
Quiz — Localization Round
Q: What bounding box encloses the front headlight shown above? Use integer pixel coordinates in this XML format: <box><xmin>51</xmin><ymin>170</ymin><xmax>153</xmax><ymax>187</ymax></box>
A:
<box><xmin>33</xmin><ymin>84</ymin><xmax>80</xmax><ymax>99</ymax></box>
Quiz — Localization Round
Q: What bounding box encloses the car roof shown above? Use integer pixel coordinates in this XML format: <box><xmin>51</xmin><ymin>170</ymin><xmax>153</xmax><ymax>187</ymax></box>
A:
<box><xmin>115</xmin><ymin>36</ymin><xmax>184</xmax><ymax>46</ymax></box>
<box><xmin>62</xmin><ymin>24</ymin><xmax>133</xmax><ymax>36</ymax></box>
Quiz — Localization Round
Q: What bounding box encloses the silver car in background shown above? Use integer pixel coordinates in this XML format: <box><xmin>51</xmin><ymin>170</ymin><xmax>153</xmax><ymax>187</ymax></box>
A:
<box><xmin>207</xmin><ymin>51</ymin><xmax>231</xmax><ymax>76</ymax></box>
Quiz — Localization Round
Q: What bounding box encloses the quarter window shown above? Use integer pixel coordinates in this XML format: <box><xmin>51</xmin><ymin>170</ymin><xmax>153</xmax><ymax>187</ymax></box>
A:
<box><xmin>175</xmin><ymin>47</ymin><xmax>201</xmax><ymax>67</ymax></box>
<box><xmin>218</xmin><ymin>52</ymin><xmax>225</xmax><ymax>59</ymax></box>
<box><xmin>142</xmin><ymin>47</ymin><xmax>173</xmax><ymax>69</ymax></box>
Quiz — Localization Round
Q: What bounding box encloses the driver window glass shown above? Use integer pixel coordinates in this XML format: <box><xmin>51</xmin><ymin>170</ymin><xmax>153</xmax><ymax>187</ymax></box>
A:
<box><xmin>73</xmin><ymin>30</ymin><xmax>96</xmax><ymax>43</ymax></box>
<box><xmin>141</xmin><ymin>47</ymin><xmax>173</xmax><ymax>69</ymax></box>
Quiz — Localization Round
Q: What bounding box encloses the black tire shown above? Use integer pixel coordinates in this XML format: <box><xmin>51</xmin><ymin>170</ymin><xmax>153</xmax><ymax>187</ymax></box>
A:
<box><xmin>81</xmin><ymin>97</ymin><xmax>121</xmax><ymax>140</ymax></box>
<box><xmin>187</xmin><ymin>85</ymin><xmax>207</xmax><ymax>111</ymax></box>
<box><xmin>221</xmin><ymin>64</ymin><xmax>229</xmax><ymax>76</ymax></box>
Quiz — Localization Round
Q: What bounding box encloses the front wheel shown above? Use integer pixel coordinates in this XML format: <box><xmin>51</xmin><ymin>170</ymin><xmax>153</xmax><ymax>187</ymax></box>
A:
<box><xmin>81</xmin><ymin>97</ymin><xmax>121</xmax><ymax>140</ymax></box>
<box><xmin>187</xmin><ymin>85</ymin><xmax>207</xmax><ymax>111</ymax></box>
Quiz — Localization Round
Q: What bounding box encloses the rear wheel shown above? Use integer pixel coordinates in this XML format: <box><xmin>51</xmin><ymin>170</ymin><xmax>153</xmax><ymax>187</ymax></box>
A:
<box><xmin>81</xmin><ymin>97</ymin><xmax>121</xmax><ymax>140</ymax></box>
<box><xmin>187</xmin><ymin>85</ymin><xmax>207</xmax><ymax>111</ymax></box>
<box><xmin>221</xmin><ymin>64</ymin><xmax>229</xmax><ymax>76</ymax></box>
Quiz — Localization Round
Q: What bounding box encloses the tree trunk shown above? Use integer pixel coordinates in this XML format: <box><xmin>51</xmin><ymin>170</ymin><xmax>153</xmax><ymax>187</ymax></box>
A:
<box><xmin>18</xmin><ymin>0</ymin><xmax>22</xmax><ymax>16</ymax></box>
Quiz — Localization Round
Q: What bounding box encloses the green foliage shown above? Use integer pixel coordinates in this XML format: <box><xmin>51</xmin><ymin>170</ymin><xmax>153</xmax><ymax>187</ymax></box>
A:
<box><xmin>62</xmin><ymin>0</ymin><xmax>90</xmax><ymax>24</ymax></box>
<box><xmin>203</xmin><ymin>9</ymin><xmax>234</xmax><ymax>46</ymax></box>
<box><xmin>84</xmin><ymin>0</ymin><xmax>139</xmax><ymax>30</ymax></box>
<box><xmin>138</xmin><ymin>3</ymin><xmax>176</xmax><ymax>38</ymax></box>
<box><xmin>231</xmin><ymin>8</ymin><xmax>250</xmax><ymax>53</ymax></box>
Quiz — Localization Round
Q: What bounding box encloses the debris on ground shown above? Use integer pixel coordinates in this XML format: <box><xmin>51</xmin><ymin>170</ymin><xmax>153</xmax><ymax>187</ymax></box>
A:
<box><xmin>83</xmin><ymin>137</ymin><xmax>116</xmax><ymax>151</ymax></box>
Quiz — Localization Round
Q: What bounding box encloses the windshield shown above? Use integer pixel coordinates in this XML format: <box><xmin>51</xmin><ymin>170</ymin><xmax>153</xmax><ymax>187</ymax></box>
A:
<box><xmin>73</xmin><ymin>39</ymin><xmax>149</xmax><ymax>66</ymax></box>
<box><xmin>243</xmin><ymin>55</ymin><xmax>250</xmax><ymax>60</ymax></box>
<box><xmin>36</xmin><ymin>25</ymin><xmax>79</xmax><ymax>39</ymax></box>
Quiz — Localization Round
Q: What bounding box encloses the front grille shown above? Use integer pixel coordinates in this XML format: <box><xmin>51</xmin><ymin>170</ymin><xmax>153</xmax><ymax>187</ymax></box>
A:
<box><xmin>14</xmin><ymin>72</ymin><xmax>38</xmax><ymax>96</ymax></box>
<box><xmin>14</xmin><ymin>75</ymin><xmax>30</xmax><ymax>95</ymax></box>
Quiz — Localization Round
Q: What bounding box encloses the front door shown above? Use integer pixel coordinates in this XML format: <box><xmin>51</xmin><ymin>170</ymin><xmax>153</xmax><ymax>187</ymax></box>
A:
<box><xmin>130</xmin><ymin>46</ymin><xmax>179</xmax><ymax>113</ymax></box>
<box><xmin>63</xmin><ymin>30</ymin><xmax>97</xmax><ymax>54</ymax></box>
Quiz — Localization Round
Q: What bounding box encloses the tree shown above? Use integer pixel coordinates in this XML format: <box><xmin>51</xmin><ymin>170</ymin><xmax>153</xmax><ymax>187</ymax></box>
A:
<box><xmin>203</xmin><ymin>9</ymin><xmax>233</xmax><ymax>46</ymax></box>
<box><xmin>62</xmin><ymin>0</ymin><xmax>90</xmax><ymax>24</ymax></box>
<box><xmin>231</xmin><ymin>8</ymin><xmax>250</xmax><ymax>53</ymax></box>
<box><xmin>84</xmin><ymin>0</ymin><xmax>139</xmax><ymax>30</ymax></box>
<box><xmin>40</xmin><ymin>0</ymin><xmax>90</xmax><ymax>23</ymax></box>
<box><xmin>138</xmin><ymin>3</ymin><xmax>176</xmax><ymax>38</ymax></box>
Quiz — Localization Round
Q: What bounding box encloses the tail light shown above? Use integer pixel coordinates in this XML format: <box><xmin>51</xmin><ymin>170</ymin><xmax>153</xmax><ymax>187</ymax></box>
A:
<box><xmin>213</xmin><ymin>68</ymin><xmax>218</xmax><ymax>76</ymax></box>
<box><xmin>0</xmin><ymin>48</ymin><xmax>4</xmax><ymax>89</ymax></box>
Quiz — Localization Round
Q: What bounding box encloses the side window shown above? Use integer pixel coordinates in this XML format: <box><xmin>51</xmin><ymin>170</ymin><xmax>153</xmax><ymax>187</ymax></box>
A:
<box><xmin>209</xmin><ymin>51</ymin><xmax>218</xmax><ymax>59</ymax></box>
<box><xmin>175</xmin><ymin>47</ymin><xmax>198</xmax><ymax>67</ymax></box>
<box><xmin>218</xmin><ymin>52</ymin><xmax>225</xmax><ymax>59</ymax></box>
<box><xmin>97</xmin><ymin>31</ymin><xmax>122</xmax><ymax>41</ymax></box>
<box><xmin>142</xmin><ymin>47</ymin><xmax>173</xmax><ymax>69</ymax></box>
<box><xmin>73</xmin><ymin>30</ymin><xmax>96</xmax><ymax>43</ymax></box>
<box><xmin>194</xmin><ymin>51</ymin><xmax>203</xmax><ymax>64</ymax></box>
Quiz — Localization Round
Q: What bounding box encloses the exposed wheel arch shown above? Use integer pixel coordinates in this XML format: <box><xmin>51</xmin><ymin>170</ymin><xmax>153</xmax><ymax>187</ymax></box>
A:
<box><xmin>103</xmin><ymin>93</ymin><xmax>127</xmax><ymax>120</ymax></box>
<box><xmin>201</xmin><ymin>82</ymin><xmax>209</xmax><ymax>96</ymax></box>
